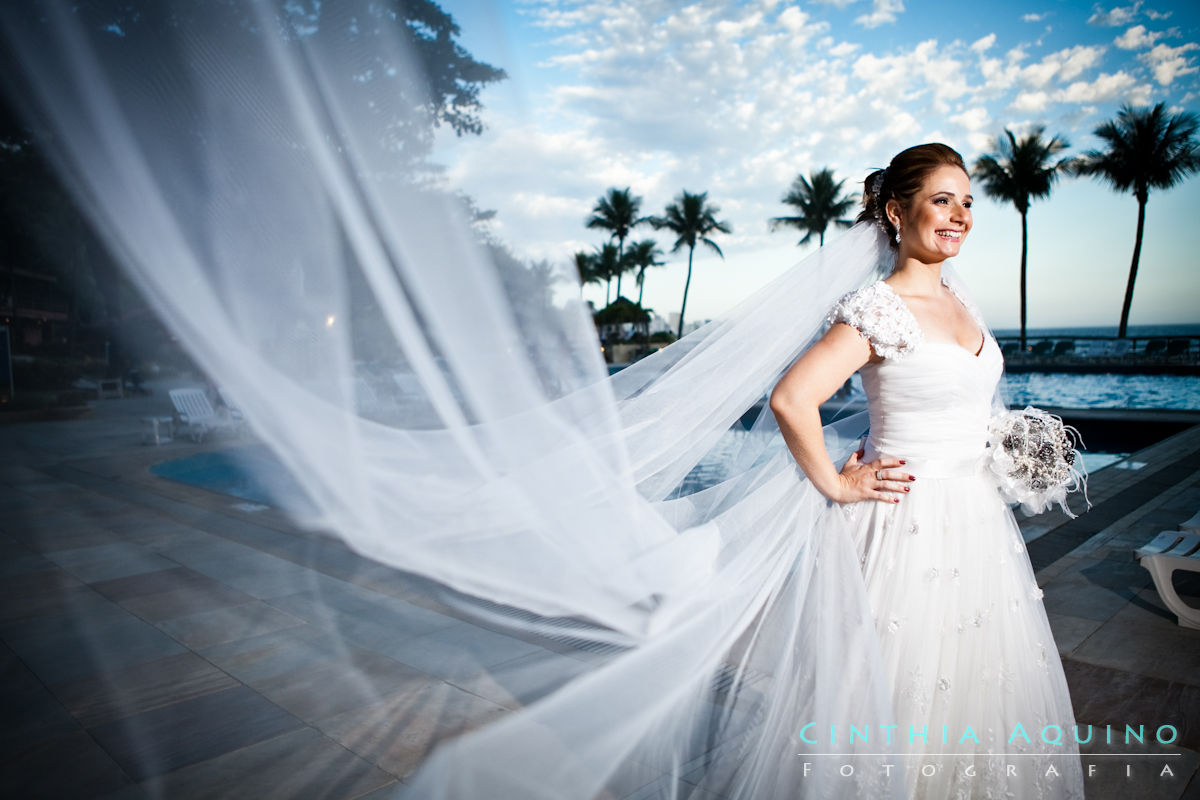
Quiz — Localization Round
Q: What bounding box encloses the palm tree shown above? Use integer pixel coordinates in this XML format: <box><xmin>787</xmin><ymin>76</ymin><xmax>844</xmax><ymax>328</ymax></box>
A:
<box><xmin>586</xmin><ymin>187</ymin><xmax>647</xmax><ymax>299</ymax></box>
<box><xmin>1073</xmin><ymin>103</ymin><xmax>1200</xmax><ymax>338</ymax></box>
<box><xmin>592</xmin><ymin>243</ymin><xmax>622</xmax><ymax>306</ymax></box>
<box><xmin>973</xmin><ymin>127</ymin><xmax>1072</xmax><ymax>350</ymax></box>
<box><xmin>651</xmin><ymin>191</ymin><xmax>732</xmax><ymax>339</ymax></box>
<box><xmin>768</xmin><ymin>168</ymin><xmax>857</xmax><ymax>246</ymax></box>
<box><xmin>623</xmin><ymin>239</ymin><xmax>665</xmax><ymax>308</ymax></box>
<box><xmin>574</xmin><ymin>250</ymin><xmax>601</xmax><ymax>298</ymax></box>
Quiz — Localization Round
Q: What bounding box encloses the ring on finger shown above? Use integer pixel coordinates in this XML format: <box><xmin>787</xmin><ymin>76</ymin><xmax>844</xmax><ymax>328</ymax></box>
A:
<box><xmin>876</xmin><ymin>469</ymin><xmax>886</xmax><ymax>481</ymax></box>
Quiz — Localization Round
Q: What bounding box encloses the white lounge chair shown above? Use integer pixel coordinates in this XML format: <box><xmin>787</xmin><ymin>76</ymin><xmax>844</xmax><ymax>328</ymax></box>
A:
<box><xmin>169</xmin><ymin>388</ymin><xmax>240</xmax><ymax>442</ymax></box>
<box><xmin>217</xmin><ymin>386</ymin><xmax>245</xmax><ymax>422</ymax></box>
<box><xmin>1136</xmin><ymin>531</ymin><xmax>1200</xmax><ymax>629</ymax></box>
<box><xmin>1180</xmin><ymin>510</ymin><xmax>1200</xmax><ymax>532</ymax></box>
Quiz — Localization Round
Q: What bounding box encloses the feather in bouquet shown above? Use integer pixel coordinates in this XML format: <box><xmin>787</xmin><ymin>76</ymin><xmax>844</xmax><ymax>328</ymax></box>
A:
<box><xmin>986</xmin><ymin>407</ymin><xmax>1088</xmax><ymax>517</ymax></box>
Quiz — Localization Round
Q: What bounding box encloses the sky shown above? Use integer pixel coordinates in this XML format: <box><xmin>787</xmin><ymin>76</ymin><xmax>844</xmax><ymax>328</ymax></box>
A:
<box><xmin>431</xmin><ymin>0</ymin><xmax>1200</xmax><ymax>330</ymax></box>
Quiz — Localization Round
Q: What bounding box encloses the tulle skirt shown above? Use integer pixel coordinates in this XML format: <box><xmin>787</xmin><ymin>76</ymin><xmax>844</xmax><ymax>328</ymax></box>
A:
<box><xmin>827</xmin><ymin>463</ymin><xmax>1086</xmax><ymax>799</ymax></box>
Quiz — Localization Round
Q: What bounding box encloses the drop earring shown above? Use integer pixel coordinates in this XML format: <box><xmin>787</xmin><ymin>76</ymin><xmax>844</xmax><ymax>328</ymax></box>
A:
<box><xmin>894</xmin><ymin>228</ymin><xmax>901</xmax><ymax>245</ymax></box>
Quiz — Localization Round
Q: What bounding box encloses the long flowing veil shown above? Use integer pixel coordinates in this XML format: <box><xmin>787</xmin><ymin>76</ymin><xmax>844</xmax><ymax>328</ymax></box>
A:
<box><xmin>2</xmin><ymin>2</ymin><xmax>915</xmax><ymax>797</ymax></box>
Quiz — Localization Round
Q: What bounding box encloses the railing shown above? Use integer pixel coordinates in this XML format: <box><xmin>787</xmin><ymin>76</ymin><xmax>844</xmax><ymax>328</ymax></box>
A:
<box><xmin>996</xmin><ymin>335</ymin><xmax>1199</xmax><ymax>374</ymax></box>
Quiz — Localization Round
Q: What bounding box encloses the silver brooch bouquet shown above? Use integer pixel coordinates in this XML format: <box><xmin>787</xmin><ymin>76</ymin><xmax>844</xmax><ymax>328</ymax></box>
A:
<box><xmin>986</xmin><ymin>407</ymin><xmax>1087</xmax><ymax>517</ymax></box>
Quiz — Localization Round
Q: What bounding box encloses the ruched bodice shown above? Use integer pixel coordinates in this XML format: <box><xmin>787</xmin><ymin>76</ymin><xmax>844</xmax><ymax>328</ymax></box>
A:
<box><xmin>826</xmin><ymin>276</ymin><xmax>1003</xmax><ymax>473</ymax></box>
<box><xmin>861</xmin><ymin>336</ymin><xmax>1003</xmax><ymax>467</ymax></box>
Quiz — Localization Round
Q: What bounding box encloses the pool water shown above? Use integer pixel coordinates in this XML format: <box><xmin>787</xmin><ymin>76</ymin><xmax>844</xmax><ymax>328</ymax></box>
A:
<box><xmin>151</xmin><ymin>446</ymin><xmax>313</xmax><ymax>512</ymax></box>
<box><xmin>675</xmin><ymin>429</ymin><xmax>1121</xmax><ymax>498</ymax></box>
<box><xmin>1001</xmin><ymin>372</ymin><xmax>1200</xmax><ymax>410</ymax></box>
<box><xmin>157</xmin><ymin>436</ymin><xmax>1124</xmax><ymax>510</ymax></box>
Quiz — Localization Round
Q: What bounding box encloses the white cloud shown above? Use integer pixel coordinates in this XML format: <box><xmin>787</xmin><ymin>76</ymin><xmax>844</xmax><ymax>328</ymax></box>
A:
<box><xmin>1020</xmin><ymin>45</ymin><xmax>1106</xmax><ymax>88</ymax></box>
<box><xmin>971</xmin><ymin>33</ymin><xmax>996</xmax><ymax>54</ymax></box>
<box><xmin>851</xmin><ymin>38</ymin><xmax>970</xmax><ymax>100</ymax></box>
<box><xmin>716</xmin><ymin>10</ymin><xmax>765</xmax><ymax>40</ymax></box>
<box><xmin>1056</xmin><ymin>45</ymin><xmax>1107</xmax><ymax>82</ymax></box>
<box><xmin>964</xmin><ymin>131</ymin><xmax>991</xmax><ymax>154</ymax></box>
<box><xmin>950</xmin><ymin>106</ymin><xmax>991</xmax><ymax>131</ymax></box>
<box><xmin>1055</xmin><ymin>71</ymin><xmax>1139</xmax><ymax>103</ymax></box>
<box><xmin>854</xmin><ymin>0</ymin><xmax>904</xmax><ymax>29</ymax></box>
<box><xmin>1088</xmin><ymin>3</ymin><xmax>1141</xmax><ymax>27</ymax></box>
<box><xmin>1011</xmin><ymin>90</ymin><xmax>1050</xmax><ymax>112</ymax></box>
<box><xmin>508</xmin><ymin>191</ymin><xmax>592</xmax><ymax>219</ymax></box>
<box><xmin>1022</xmin><ymin>12</ymin><xmax>1047</xmax><ymax>22</ymax></box>
<box><xmin>436</xmin><ymin>0</ymin><xmax>1198</xmax><ymax>317</ymax></box>
<box><xmin>1127</xmin><ymin>82</ymin><xmax>1155</xmax><ymax>105</ymax></box>
<box><xmin>1086</xmin><ymin>1</ymin><xmax>1170</xmax><ymax>27</ymax></box>
<box><xmin>1114</xmin><ymin>25</ymin><xmax>1162</xmax><ymax>50</ymax></box>
<box><xmin>778</xmin><ymin>6</ymin><xmax>810</xmax><ymax>32</ymax></box>
<box><xmin>977</xmin><ymin>46</ymin><xmax>1027</xmax><ymax>92</ymax></box>
<box><xmin>1140</xmin><ymin>42</ymin><xmax>1200</xmax><ymax>86</ymax></box>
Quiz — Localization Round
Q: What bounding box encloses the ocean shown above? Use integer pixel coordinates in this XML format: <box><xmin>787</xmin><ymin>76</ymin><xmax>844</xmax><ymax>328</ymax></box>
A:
<box><xmin>991</xmin><ymin>324</ymin><xmax>1200</xmax><ymax>339</ymax></box>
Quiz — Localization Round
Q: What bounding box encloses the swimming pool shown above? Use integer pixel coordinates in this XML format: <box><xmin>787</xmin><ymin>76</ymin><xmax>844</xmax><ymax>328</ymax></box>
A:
<box><xmin>154</xmin><ymin>434</ymin><xmax>1125</xmax><ymax>510</ymax></box>
<box><xmin>150</xmin><ymin>446</ymin><xmax>313</xmax><ymax>511</ymax></box>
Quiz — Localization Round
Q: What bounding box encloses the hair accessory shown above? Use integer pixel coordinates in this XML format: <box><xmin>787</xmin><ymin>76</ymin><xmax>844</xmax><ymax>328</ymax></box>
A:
<box><xmin>871</xmin><ymin>169</ymin><xmax>889</xmax><ymax>234</ymax></box>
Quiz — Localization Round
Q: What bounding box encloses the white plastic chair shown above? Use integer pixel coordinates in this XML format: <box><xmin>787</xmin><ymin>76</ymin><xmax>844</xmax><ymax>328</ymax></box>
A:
<box><xmin>1136</xmin><ymin>531</ymin><xmax>1200</xmax><ymax>629</ymax></box>
<box><xmin>169</xmin><ymin>388</ymin><xmax>239</xmax><ymax>442</ymax></box>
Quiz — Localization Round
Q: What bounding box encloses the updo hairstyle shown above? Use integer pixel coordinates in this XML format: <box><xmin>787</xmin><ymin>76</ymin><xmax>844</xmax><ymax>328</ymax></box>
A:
<box><xmin>857</xmin><ymin>143</ymin><xmax>967</xmax><ymax>248</ymax></box>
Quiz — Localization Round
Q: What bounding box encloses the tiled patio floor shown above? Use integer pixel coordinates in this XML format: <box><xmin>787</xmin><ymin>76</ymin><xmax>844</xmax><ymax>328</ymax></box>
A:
<box><xmin>2</xmin><ymin>388</ymin><xmax>1198</xmax><ymax>799</ymax></box>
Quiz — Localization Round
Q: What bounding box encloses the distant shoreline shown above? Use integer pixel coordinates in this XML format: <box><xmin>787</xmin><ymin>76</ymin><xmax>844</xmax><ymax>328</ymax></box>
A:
<box><xmin>992</xmin><ymin>324</ymin><xmax>1200</xmax><ymax>338</ymax></box>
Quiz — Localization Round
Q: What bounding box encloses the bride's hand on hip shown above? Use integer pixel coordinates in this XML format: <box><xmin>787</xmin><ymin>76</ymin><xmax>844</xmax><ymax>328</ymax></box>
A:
<box><xmin>835</xmin><ymin>450</ymin><xmax>914</xmax><ymax>504</ymax></box>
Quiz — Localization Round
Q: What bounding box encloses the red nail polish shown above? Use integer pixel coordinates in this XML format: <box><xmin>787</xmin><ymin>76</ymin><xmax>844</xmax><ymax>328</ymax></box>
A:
<box><xmin>894</xmin><ymin>498</ymin><xmax>900</xmax><ymax>503</ymax></box>
<box><xmin>904</xmin><ymin>487</ymin><xmax>910</xmax><ymax>492</ymax></box>
<box><xmin>900</xmin><ymin>460</ymin><xmax>907</xmax><ymax>465</ymax></box>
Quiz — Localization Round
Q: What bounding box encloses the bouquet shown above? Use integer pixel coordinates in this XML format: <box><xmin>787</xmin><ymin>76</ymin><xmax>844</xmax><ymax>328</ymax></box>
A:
<box><xmin>986</xmin><ymin>407</ymin><xmax>1087</xmax><ymax>517</ymax></box>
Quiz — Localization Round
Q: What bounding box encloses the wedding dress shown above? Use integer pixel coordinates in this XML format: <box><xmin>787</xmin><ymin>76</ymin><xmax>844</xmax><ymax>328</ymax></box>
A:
<box><xmin>817</xmin><ymin>277</ymin><xmax>1086</xmax><ymax>798</ymax></box>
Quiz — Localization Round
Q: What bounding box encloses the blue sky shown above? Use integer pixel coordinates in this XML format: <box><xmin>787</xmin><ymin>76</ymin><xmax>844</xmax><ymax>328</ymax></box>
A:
<box><xmin>432</xmin><ymin>0</ymin><xmax>1200</xmax><ymax>329</ymax></box>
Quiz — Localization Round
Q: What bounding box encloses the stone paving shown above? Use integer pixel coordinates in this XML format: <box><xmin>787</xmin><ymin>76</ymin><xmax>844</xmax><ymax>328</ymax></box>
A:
<box><xmin>2</xmin><ymin>385</ymin><xmax>1199</xmax><ymax>799</ymax></box>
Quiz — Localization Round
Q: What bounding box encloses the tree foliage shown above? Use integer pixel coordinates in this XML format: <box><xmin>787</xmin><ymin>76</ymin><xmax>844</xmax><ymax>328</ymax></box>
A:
<box><xmin>973</xmin><ymin>127</ymin><xmax>1071</xmax><ymax>349</ymax></box>
<box><xmin>1074</xmin><ymin>103</ymin><xmax>1200</xmax><ymax>202</ymax></box>
<box><xmin>586</xmin><ymin>188</ymin><xmax>648</xmax><ymax>298</ymax></box>
<box><xmin>1073</xmin><ymin>103</ymin><xmax>1200</xmax><ymax>337</ymax></box>
<box><xmin>0</xmin><ymin>0</ymin><xmax>505</xmax><ymax>359</ymax></box>
<box><xmin>623</xmin><ymin>239</ymin><xmax>664</xmax><ymax>307</ymax></box>
<box><xmin>592</xmin><ymin>243</ymin><xmax>623</xmax><ymax>305</ymax></box>
<box><xmin>652</xmin><ymin>191</ymin><xmax>731</xmax><ymax>338</ymax></box>
<box><xmin>769</xmin><ymin>168</ymin><xmax>856</xmax><ymax>246</ymax></box>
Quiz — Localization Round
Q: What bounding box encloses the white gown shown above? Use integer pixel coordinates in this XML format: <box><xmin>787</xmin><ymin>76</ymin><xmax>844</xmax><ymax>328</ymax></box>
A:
<box><xmin>822</xmin><ymin>278</ymin><xmax>1085</xmax><ymax>799</ymax></box>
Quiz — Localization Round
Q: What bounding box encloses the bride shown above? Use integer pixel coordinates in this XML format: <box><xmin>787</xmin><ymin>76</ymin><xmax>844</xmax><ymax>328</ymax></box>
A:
<box><xmin>2</xmin><ymin>5</ymin><xmax>1087</xmax><ymax>797</ymax></box>
<box><xmin>771</xmin><ymin>143</ymin><xmax>1085</xmax><ymax>798</ymax></box>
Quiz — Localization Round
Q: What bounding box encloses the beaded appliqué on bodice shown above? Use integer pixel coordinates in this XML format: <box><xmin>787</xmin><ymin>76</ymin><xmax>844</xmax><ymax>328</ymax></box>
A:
<box><xmin>826</xmin><ymin>277</ymin><xmax>987</xmax><ymax>361</ymax></box>
<box><xmin>826</xmin><ymin>281</ymin><xmax>922</xmax><ymax>360</ymax></box>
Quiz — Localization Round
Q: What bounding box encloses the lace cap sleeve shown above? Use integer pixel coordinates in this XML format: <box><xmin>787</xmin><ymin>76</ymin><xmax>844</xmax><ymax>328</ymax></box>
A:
<box><xmin>826</xmin><ymin>282</ymin><xmax>923</xmax><ymax>360</ymax></box>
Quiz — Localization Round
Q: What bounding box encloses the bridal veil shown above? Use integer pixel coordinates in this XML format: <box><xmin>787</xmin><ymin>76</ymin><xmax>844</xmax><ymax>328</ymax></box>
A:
<box><xmin>2</xmin><ymin>2</ymin><xmax>923</xmax><ymax>796</ymax></box>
